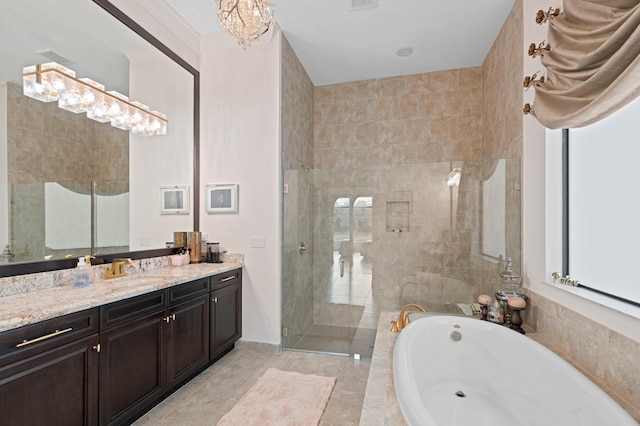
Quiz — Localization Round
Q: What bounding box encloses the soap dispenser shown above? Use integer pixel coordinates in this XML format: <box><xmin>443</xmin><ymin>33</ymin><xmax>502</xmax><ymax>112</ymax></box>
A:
<box><xmin>73</xmin><ymin>256</ymin><xmax>92</xmax><ymax>288</ymax></box>
<box><xmin>84</xmin><ymin>255</ymin><xmax>96</xmax><ymax>284</ymax></box>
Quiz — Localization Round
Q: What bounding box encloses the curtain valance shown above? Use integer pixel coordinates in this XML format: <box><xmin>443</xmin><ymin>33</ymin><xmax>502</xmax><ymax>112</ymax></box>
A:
<box><xmin>533</xmin><ymin>0</ymin><xmax>640</xmax><ymax>129</ymax></box>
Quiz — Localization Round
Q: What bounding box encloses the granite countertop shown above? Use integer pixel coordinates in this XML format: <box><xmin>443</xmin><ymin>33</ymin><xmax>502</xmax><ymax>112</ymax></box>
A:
<box><xmin>0</xmin><ymin>262</ymin><xmax>241</xmax><ymax>333</ymax></box>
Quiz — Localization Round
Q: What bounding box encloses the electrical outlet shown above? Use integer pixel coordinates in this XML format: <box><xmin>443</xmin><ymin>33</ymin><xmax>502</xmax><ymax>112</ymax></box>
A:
<box><xmin>251</xmin><ymin>236</ymin><xmax>266</xmax><ymax>248</ymax></box>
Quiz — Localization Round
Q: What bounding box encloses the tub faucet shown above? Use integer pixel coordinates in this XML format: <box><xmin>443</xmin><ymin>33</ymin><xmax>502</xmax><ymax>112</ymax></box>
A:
<box><xmin>391</xmin><ymin>303</ymin><xmax>425</xmax><ymax>332</ymax></box>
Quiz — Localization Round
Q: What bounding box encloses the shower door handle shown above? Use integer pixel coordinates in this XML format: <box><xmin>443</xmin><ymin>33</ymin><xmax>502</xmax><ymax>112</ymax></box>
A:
<box><xmin>340</xmin><ymin>259</ymin><xmax>344</xmax><ymax>277</ymax></box>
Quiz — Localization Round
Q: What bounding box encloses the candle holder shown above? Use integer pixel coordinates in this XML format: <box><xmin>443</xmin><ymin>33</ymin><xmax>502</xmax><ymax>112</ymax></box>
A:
<box><xmin>477</xmin><ymin>294</ymin><xmax>492</xmax><ymax>321</ymax></box>
<box><xmin>507</xmin><ymin>296</ymin><xmax>526</xmax><ymax>334</ymax></box>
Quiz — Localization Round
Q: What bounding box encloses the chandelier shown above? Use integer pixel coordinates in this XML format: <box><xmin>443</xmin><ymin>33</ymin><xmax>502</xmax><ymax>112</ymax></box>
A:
<box><xmin>217</xmin><ymin>0</ymin><xmax>274</xmax><ymax>49</ymax></box>
<box><xmin>22</xmin><ymin>62</ymin><xmax>167</xmax><ymax>136</ymax></box>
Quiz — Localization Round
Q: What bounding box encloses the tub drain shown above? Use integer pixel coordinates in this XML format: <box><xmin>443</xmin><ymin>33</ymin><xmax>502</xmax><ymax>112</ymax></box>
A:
<box><xmin>455</xmin><ymin>390</ymin><xmax>466</xmax><ymax>398</ymax></box>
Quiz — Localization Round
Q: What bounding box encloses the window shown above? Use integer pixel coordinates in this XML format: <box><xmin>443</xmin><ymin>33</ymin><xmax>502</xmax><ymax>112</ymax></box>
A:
<box><xmin>566</xmin><ymin>96</ymin><xmax>640</xmax><ymax>306</ymax></box>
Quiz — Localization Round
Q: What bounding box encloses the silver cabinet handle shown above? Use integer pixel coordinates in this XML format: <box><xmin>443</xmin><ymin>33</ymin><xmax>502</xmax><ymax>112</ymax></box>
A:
<box><xmin>340</xmin><ymin>259</ymin><xmax>344</xmax><ymax>277</ymax></box>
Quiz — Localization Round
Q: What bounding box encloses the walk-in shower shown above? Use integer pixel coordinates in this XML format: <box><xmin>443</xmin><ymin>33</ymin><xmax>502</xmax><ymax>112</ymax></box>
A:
<box><xmin>281</xmin><ymin>159</ymin><xmax>520</xmax><ymax>358</ymax></box>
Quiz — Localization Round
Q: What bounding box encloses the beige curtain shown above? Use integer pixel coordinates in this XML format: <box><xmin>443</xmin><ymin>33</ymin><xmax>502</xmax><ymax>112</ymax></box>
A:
<box><xmin>533</xmin><ymin>0</ymin><xmax>640</xmax><ymax>129</ymax></box>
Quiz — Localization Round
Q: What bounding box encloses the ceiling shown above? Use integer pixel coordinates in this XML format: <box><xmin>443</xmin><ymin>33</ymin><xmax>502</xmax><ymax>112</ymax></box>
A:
<box><xmin>164</xmin><ymin>0</ymin><xmax>516</xmax><ymax>86</ymax></box>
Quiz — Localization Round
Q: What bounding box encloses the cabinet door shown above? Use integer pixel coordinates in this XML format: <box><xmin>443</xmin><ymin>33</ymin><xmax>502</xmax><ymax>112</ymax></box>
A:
<box><xmin>0</xmin><ymin>334</ymin><xmax>99</xmax><ymax>426</ymax></box>
<box><xmin>99</xmin><ymin>312</ymin><xmax>166</xmax><ymax>426</ymax></box>
<box><xmin>210</xmin><ymin>281</ymin><xmax>242</xmax><ymax>360</ymax></box>
<box><xmin>166</xmin><ymin>294</ymin><xmax>210</xmax><ymax>388</ymax></box>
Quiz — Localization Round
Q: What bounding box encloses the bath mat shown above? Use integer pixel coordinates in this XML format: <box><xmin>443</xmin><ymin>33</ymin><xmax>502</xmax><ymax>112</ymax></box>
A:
<box><xmin>217</xmin><ymin>368</ymin><xmax>336</xmax><ymax>426</ymax></box>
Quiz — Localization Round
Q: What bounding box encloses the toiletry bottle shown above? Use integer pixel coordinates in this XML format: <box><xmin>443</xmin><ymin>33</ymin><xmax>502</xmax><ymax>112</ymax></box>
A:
<box><xmin>84</xmin><ymin>255</ymin><xmax>96</xmax><ymax>284</ymax></box>
<box><xmin>73</xmin><ymin>256</ymin><xmax>91</xmax><ymax>288</ymax></box>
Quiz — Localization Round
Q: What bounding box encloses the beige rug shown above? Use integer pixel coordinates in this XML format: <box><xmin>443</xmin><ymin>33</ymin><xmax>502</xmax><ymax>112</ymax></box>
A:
<box><xmin>217</xmin><ymin>368</ymin><xmax>336</xmax><ymax>426</ymax></box>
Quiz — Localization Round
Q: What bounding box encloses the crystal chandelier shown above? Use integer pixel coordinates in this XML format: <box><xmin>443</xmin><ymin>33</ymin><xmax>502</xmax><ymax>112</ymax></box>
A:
<box><xmin>22</xmin><ymin>62</ymin><xmax>167</xmax><ymax>136</ymax></box>
<box><xmin>217</xmin><ymin>0</ymin><xmax>274</xmax><ymax>49</ymax></box>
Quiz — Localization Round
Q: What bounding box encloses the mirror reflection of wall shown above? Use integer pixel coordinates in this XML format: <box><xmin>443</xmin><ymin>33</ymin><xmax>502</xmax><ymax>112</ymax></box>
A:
<box><xmin>7</xmin><ymin>82</ymin><xmax>129</xmax><ymax>262</ymax></box>
<box><xmin>481</xmin><ymin>159</ymin><xmax>506</xmax><ymax>259</ymax></box>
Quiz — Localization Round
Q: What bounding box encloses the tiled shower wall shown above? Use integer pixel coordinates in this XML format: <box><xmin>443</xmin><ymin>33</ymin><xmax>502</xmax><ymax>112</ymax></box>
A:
<box><xmin>481</xmin><ymin>0</ymin><xmax>523</xmax><ymax>289</ymax></box>
<box><xmin>5</xmin><ymin>82</ymin><xmax>128</xmax><ymax>261</ymax></box>
<box><xmin>314</xmin><ymin>68</ymin><xmax>483</xmax><ymax>168</ymax></box>
<box><xmin>312</xmin><ymin>66</ymin><xmax>519</xmax><ymax>318</ymax></box>
<box><xmin>281</xmin><ymin>36</ymin><xmax>315</xmax><ymax>348</ymax></box>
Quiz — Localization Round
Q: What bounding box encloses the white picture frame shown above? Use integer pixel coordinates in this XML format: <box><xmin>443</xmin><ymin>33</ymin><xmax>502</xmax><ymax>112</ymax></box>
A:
<box><xmin>206</xmin><ymin>183</ymin><xmax>238</xmax><ymax>213</ymax></box>
<box><xmin>159</xmin><ymin>185</ymin><xmax>190</xmax><ymax>214</ymax></box>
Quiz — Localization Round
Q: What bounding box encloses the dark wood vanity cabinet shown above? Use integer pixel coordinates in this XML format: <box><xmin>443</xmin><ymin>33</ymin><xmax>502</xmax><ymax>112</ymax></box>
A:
<box><xmin>210</xmin><ymin>269</ymin><xmax>242</xmax><ymax>361</ymax></box>
<box><xmin>0</xmin><ymin>309</ymin><xmax>100</xmax><ymax>426</ymax></box>
<box><xmin>0</xmin><ymin>270</ymin><xmax>241</xmax><ymax>425</ymax></box>
<box><xmin>166</xmin><ymin>291</ymin><xmax>210</xmax><ymax>388</ymax></box>
<box><xmin>98</xmin><ymin>297</ymin><xmax>166</xmax><ymax>426</ymax></box>
<box><xmin>99</xmin><ymin>277</ymin><xmax>210</xmax><ymax>425</ymax></box>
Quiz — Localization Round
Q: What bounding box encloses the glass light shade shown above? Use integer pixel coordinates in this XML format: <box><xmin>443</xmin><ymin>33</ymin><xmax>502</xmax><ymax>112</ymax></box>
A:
<box><xmin>22</xmin><ymin>62</ymin><xmax>74</xmax><ymax>102</ymax></box>
<box><xmin>130</xmin><ymin>101</ymin><xmax>149</xmax><ymax>126</ymax></box>
<box><xmin>87</xmin><ymin>99</ymin><xmax>110</xmax><ymax>122</ymax></box>
<box><xmin>132</xmin><ymin>113</ymin><xmax>152</xmax><ymax>136</ymax></box>
<box><xmin>58</xmin><ymin>81</ymin><xmax>87</xmax><ymax>113</ymax></box>
<box><xmin>107</xmin><ymin>91</ymin><xmax>133</xmax><ymax>130</ymax></box>
<box><xmin>84</xmin><ymin>80</ymin><xmax>110</xmax><ymax>123</ymax></box>
<box><xmin>150</xmin><ymin>111</ymin><xmax>167</xmax><ymax>136</ymax></box>
<box><xmin>58</xmin><ymin>77</ymin><xmax>102</xmax><ymax>114</ymax></box>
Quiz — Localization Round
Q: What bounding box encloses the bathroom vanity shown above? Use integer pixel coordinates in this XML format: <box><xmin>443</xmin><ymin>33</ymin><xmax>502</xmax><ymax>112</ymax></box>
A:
<box><xmin>0</xmin><ymin>264</ymin><xmax>242</xmax><ymax>426</ymax></box>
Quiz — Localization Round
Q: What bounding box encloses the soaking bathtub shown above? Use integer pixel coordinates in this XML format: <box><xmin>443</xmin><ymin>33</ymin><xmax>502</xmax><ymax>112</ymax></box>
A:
<box><xmin>393</xmin><ymin>315</ymin><xmax>637</xmax><ymax>426</ymax></box>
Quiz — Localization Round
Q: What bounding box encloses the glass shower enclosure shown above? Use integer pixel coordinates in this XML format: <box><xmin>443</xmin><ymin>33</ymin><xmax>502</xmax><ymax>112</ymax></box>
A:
<box><xmin>281</xmin><ymin>159</ymin><xmax>520</xmax><ymax>359</ymax></box>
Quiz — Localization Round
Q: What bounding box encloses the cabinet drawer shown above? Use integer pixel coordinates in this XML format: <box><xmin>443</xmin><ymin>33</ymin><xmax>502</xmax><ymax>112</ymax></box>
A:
<box><xmin>0</xmin><ymin>308</ymin><xmax>98</xmax><ymax>367</ymax></box>
<box><xmin>168</xmin><ymin>277</ymin><xmax>209</xmax><ymax>306</ymax></box>
<box><xmin>210</xmin><ymin>268</ymin><xmax>242</xmax><ymax>290</ymax></box>
<box><xmin>100</xmin><ymin>290</ymin><xmax>166</xmax><ymax>330</ymax></box>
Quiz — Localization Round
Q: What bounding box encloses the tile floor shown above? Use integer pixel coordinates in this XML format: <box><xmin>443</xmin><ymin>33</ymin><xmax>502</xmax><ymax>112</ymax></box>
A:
<box><xmin>134</xmin><ymin>342</ymin><xmax>371</xmax><ymax>426</ymax></box>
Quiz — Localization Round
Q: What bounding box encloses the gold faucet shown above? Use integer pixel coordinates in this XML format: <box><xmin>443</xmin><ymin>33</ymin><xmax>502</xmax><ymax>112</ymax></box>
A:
<box><xmin>390</xmin><ymin>303</ymin><xmax>425</xmax><ymax>332</ymax></box>
<box><xmin>103</xmin><ymin>258</ymin><xmax>133</xmax><ymax>279</ymax></box>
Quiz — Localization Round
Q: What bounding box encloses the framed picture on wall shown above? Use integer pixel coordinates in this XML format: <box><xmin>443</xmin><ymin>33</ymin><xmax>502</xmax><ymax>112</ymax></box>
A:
<box><xmin>206</xmin><ymin>183</ymin><xmax>238</xmax><ymax>213</ymax></box>
<box><xmin>159</xmin><ymin>185</ymin><xmax>190</xmax><ymax>214</ymax></box>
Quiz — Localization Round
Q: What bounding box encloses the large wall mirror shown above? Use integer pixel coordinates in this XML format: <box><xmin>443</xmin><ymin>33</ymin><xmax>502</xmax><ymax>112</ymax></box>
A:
<box><xmin>0</xmin><ymin>0</ymin><xmax>199</xmax><ymax>276</ymax></box>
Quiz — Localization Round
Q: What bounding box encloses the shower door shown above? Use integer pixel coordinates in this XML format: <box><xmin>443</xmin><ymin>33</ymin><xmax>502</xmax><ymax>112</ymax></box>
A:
<box><xmin>281</xmin><ymin>166</ymin><xmax>375</xmax><ymax>357</ymax></box>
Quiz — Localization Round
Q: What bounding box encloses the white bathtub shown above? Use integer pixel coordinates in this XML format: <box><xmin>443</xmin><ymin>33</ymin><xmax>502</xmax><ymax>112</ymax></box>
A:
<box><xmin>393</xmin><ymin>315</ymin><xmax>637</xmax><ymax>426</ymax></box>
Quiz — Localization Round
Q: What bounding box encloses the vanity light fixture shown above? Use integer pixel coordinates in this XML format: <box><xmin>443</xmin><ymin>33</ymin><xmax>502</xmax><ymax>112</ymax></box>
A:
<box><xmin>22</xmin><ymin>62</ymin><xmax>167</xmax><ymax>136</ymax></box>
<box><xmin>217</xmin><ymin>0</ymin><xmax>274</xmax><ymax>49</ymax></box>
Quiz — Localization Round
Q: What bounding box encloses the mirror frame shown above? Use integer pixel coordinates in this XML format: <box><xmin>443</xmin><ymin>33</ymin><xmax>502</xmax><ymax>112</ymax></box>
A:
<box><xmin>0</xmin><ymin>0</ymin><xmax>200</xmax><ymax>278</ymax></box>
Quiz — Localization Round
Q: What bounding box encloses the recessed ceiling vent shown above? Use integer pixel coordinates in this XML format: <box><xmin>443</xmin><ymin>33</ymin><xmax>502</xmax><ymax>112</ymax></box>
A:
<box><xmin>35</xmin><ymin>49</ymin><xmax>73</xmax><ymax>65</ymax></box>
<box><xmin>350</xmin><ymin>0</ymin><xmax>379</xmax><ymax>11</ymax></box>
